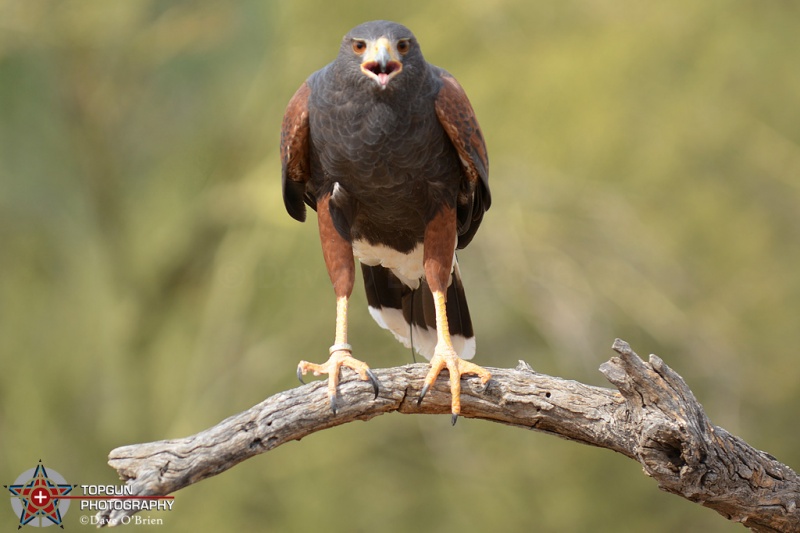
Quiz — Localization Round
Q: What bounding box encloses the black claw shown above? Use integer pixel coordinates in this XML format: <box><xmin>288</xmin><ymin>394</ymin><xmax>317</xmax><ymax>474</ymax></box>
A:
<box><xmin>366</xmin><ymin>369</ymin><xmax>380</xmax><ymax>399</ymax></box>
<box><xmin>297</xmin><ymin>367</ymin><xmax>305</xmax><ymax>385</ymax></box>
<box><xmin>417</xmin><ymin>383</ymin><xmax>430</xmax><ymax>406</ymax></box>
<box><xmin>451</xmin><ymin>413</ymin><xmax>458</xmax><ymax>426</ymax></box>
<box><xmin>330</xmin><ymin>394</ymin><xmax>338</xmax><ymax>415</ymax></box>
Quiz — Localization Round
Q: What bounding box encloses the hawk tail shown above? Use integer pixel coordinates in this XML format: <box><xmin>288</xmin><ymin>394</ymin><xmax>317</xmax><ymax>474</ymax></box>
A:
<box><xmin>361</xmin><ymin>260</ymin><xmax>476</xmax><ymax>360</ymax></box>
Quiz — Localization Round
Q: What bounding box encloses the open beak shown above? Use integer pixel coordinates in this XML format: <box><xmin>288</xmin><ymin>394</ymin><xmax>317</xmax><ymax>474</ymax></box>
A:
<box><xmin>360</xmin><ymin>37</ymin><xmax>403</xmax><ymax>89</ymax></box>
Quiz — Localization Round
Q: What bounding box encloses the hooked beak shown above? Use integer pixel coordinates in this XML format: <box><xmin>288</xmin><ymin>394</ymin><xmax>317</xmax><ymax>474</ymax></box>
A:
<box><xmin>360</xmin><ymin>37</ymin><xmax>403</xmax><ymax>89</ymax></box>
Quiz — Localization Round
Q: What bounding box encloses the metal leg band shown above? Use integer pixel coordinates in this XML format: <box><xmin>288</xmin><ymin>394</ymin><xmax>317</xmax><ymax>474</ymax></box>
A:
<box><xmin>329</xmin><ymin>343</ymin><xmax>353</xmax><ymax>354</ymax></box>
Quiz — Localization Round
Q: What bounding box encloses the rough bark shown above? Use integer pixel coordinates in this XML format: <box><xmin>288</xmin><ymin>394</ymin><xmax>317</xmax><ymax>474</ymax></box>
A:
<box><xmin>97</xmin><ymin>339</ymin><xmax>800</xmax><ymax>531</ymax></box>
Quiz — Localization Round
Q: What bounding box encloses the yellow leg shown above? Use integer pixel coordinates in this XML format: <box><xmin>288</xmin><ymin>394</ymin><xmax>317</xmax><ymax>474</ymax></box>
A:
<box><xmin>418</xmin><ymin>290</ymin><xmax>492</xmax><ymax>424</ymax></box>
<box><xmin>297</xmin><ymin>296</ymin><xmax>379</xmax><ymax>413</ymax></box>
<box><xmin>334</xmin><ymin>294</ymin><xmax>348</xmax><ymax>346</ymax></box>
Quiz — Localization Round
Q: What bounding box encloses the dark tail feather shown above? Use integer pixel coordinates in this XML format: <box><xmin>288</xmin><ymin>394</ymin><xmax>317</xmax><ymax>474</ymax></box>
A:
<box><xmin>446</xmin><ymin>261</ymin><xmax>475</xmax><ymax>357</ymax></box>
<box><xmin>361</xmin><ymin>260</ymin><xmax>476</xmax><ymax>360</ymax></box>
<box><xmin>362</xmin><ymin>263</ymin><xmax>412</xmax><ymax>347</ymax></box>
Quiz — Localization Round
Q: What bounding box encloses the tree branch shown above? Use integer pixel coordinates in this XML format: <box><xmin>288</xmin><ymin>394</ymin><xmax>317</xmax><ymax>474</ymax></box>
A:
<box><xmin>98</xmin><ymin>340</ymin><xmax>800</xmax><ymax>531</ymax></box>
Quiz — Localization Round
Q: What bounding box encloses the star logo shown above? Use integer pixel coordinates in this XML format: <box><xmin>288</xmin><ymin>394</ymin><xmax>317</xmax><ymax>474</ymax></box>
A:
<box><xmin>5</xmin><ymin>461</ymin><xmax>75</xmax><ymax>529</ymax></box>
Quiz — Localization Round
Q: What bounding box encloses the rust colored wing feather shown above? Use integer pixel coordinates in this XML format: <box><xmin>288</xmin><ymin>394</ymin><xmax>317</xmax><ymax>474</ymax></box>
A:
<box><xmin>434</xmin><ymin>71</ymin><xmax>491</xmax><ymax>248</ymax></box>
<box><xmin>280</xmin><ymin>81</ymin><xmax>313</xmax><ymax>222</ymax></box>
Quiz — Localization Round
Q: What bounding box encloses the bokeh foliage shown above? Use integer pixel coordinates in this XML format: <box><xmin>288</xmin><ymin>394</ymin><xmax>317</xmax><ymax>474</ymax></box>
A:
<box><xmin>1</xmin><ymin>1</ymin><xmax>798</xmax><ymax>531</ymax></box>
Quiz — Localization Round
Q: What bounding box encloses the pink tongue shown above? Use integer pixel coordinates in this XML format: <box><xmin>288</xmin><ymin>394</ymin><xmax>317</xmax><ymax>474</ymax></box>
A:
<box><xmin>378</xmin><ymin>73</ymin><xmax>389</xmax><ymax>85</ymax></box>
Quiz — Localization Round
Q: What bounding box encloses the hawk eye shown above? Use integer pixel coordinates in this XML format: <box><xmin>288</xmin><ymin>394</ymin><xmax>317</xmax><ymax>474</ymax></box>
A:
<box><xmin>397</xmin><ymin>39</ymin><xmax>410</xmax><ymax>55</ymax></box>
<box><xmin>352</xmin><ymin>40</ymin><xmax>366</xmax><ymax>54</ymax></box>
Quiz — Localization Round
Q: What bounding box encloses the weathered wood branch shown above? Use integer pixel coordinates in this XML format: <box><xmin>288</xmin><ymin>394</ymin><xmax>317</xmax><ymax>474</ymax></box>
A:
<box><xmin>98</xmin><ymin>340</ymin><xmax>800</xmax><ymax>531</ymax></box>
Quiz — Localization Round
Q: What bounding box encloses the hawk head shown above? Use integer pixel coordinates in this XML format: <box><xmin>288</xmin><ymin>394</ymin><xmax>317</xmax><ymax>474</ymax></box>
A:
<box><xmin>336</xmin><ymin>20</ymin><xmax>425</xmax><ymax>91</ymax></box>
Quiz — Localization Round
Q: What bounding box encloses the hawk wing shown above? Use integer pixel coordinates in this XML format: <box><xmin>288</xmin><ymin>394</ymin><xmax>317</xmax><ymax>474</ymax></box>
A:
<box><xmin>280</xmin><ymin>81</ymin><xmax>313</xmax><ymax>222</ymax></box>
<box><xmin>434</xmin><ymin>70</ymin><xmax>491</xmax><ymax>249</ymax></box>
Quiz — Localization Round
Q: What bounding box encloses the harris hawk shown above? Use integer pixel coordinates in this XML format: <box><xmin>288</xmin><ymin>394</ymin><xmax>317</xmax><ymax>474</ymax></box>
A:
<box><xmin>281</xmin><ymin>20</ymin><xmax>491</xmax><ymax>424</ymax></box>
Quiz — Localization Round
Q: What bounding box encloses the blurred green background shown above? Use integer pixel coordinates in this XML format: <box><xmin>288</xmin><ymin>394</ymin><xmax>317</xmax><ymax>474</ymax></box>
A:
<box><xmin>2</xmin><ymin>1</ymin><xmax>798</xmax><ymax>531</ymax></box>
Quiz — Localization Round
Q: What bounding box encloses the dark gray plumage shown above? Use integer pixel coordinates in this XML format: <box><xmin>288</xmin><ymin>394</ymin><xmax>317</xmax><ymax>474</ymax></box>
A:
<box><xmin>282</xmin><ymin>20</ymin><xmax>491</xmax><ymax>420</ymax></box>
